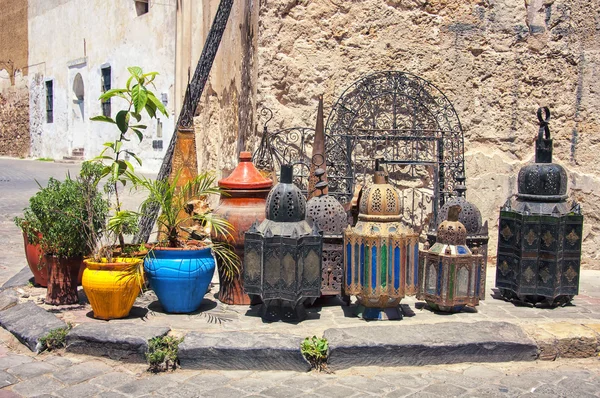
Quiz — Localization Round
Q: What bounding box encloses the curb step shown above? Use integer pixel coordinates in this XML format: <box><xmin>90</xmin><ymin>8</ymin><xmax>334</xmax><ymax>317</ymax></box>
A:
<box><xmin>66</xmin><ymin>323</ymin><xmax>170</xmax><ymax>363</ymax></box>
<box><xmin>178</xmin><ymin>331</ymin><xmax>311</xmax><ymax>372</ymax></box>
<box><xmin>0</xmin><ymin>302</ymin><xmax>67</xmax><ymax>352</ymax></box>
<box><xmin>323</xmin><ymin>321</ymin><xmax>539</xmax><ymax>370</ymax></box>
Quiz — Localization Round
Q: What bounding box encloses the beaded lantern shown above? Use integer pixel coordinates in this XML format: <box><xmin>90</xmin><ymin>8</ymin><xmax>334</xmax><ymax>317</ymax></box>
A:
<box><xmin>418</xmin><ymin>205</ymin><xmax>484</xmax><ymax>312</ymax></box>
<box><xmin>496</xmin><ymin>108</ymin><xmax>583</xmax><ymax>306</ymax></box>
<box><xmin>427</xmin><ymin>174</ymin><xmax>489</xmax><ymax>299</ymax></box>
<box><xmin>243</xmin><ymin>165</ymin><xmax>323</xmax><ymax>321</ymax></box>
<box><xmin>344</xmin><ymin>168</ymin><xmax>420</xmax><ymax>320</ymax></box>
<box><xmin>306</xmin><ymin>169</ymin><xmax>349</xmax><ymax>300</ymax></box>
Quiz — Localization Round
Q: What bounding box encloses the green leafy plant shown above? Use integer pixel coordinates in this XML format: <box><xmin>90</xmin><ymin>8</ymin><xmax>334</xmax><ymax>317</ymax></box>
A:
<box><xmin>135</xmin><ymin>171</ymin><xmax>240</xmax><ymax>281</ymax></box>
<box><xmin>38</xmin><ymin>325</ymin><xmax>71</xmax><ymax>353</ymax></box>
<box><xmin>21</xmin><ymin>168</ymin><xmax>108</xmax><ymax>258</ymax></box>
<box><xmin>146</xmin><ymin>335</ymin><xmax>183</xmax><ymax>372</ymax></box>
<box><xmin>301</xmin><ymin>336</ymin><xmax>329</xmax><ymax>371</ymax></box>
<box><xmin>91</xmin><ymin>66</ymin><xmax>168</xmax><ymax>248</ymax></box>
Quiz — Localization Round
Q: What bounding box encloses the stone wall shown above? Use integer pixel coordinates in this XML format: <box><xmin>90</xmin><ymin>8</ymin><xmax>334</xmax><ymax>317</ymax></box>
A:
<box><xmin>0</xmin><ymin>72</ymin><xmax>29</xmax><ymax>157</ymax></box>
<box><xmin>252</xmin><ymin>0</ymin><xmax>600</xmax><ymax>266</ymax></box>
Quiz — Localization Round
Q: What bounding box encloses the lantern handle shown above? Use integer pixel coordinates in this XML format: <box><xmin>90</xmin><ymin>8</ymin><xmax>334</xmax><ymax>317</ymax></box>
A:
<box><xmin>260</xmin><ymin>107</ymin><xmax>274</xmax><ymax>130</ymax></box>
<box><xmin>537</xmin><ymin>107</ymin><xmax>551</xmax><ymax>141</ymax></box>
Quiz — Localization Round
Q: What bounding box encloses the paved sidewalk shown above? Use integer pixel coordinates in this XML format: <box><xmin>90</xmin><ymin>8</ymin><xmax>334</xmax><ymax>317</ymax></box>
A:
<box><xmin>1</xmin><ymin>323</ymin><xmax>599</xmax><ymax>398</ymax></box>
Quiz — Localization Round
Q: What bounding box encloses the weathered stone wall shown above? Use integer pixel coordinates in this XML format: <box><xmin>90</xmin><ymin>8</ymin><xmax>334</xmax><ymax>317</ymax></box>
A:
<box><xmin>192</xmin><ymin>0</ymin><xmax>259</xmax><ymax>177</ymax></box>
<box><xmin>252</xmin><ymin>0</ymin><xmax>600</xmax><ymax>266</ymax></box>
<box><xmin>0</xmin><ymin>72</ymin><xmax>29</xmax><ymax>157</ymax></box>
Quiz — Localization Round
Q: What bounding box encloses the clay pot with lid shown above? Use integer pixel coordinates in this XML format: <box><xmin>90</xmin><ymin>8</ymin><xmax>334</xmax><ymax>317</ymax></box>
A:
<box><xmin>213</xmin><ymin>151</ymin><xmax>273</xmax><ymax>305</ymax></box>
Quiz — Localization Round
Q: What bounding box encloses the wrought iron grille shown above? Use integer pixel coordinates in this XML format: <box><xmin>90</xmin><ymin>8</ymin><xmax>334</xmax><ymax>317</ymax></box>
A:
<box><xmin>254</xmin><ymin>71</ymin><xmax>466</xmax><ymax>234</ymax></box>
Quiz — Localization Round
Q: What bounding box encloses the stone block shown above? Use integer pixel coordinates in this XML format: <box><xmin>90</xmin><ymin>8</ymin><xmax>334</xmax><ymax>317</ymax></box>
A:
<box><xmin>324</xmin><ymin>321</ymin><xmax>538</xmax><ymax>370</ymax></box>
<box><xmin>0</xmin><ymin>302</ymin><xmax>66</xmax><ymax>352</ymax></box>
<box><xmin>179</xmin><ymin>331</ymin><xmax>310</xmax><ymax>371</ymax></box>
<box><xmin>537</xmin><ymin>322</ymin><xmax>599</xmax><ymax>358</ymax></box>
<box><xmin>66</xmin><ymin>323</ymin><xmax>170</xmax><ymax>362</ymax></box>
<box><xmin>0</xmin><ymin>289</ymin><xmax>18</xmax><ymax>312</ymax></box>
<box><xmin>0</xmin><ymin>267</ymin><xmax>33</xmax><ymax>291</ymax></box>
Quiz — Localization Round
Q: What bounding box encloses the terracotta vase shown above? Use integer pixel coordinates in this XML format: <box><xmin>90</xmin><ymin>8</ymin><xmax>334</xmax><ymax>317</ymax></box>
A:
<box><xmin>22</xmin><ymin>231</ymin><xmax>47</xmax><ymax>287</ymax></box>
<box><xmin>213</xmin><ymin>151</ymin><xmax>273</xmax><ymax>305</ymax></box>
<box><xmin>45</xmin><ymin>255</ymin><xmax>82</xmax><ymax>305</ymax></box>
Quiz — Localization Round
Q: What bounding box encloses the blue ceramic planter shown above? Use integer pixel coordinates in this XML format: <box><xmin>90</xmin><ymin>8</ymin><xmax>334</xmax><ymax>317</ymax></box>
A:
<box><xmin>144</xmin><ymin>247</ymin><xmax>215</xmax><ymax>313</ymax></box>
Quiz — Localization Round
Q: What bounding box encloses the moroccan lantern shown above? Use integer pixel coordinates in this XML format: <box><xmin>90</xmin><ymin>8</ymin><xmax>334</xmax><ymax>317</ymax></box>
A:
<box><xmin>418</xmin><ymin>205</ymin><xmax>484</xmax><ymax>312</ymax></box>
<box><xmin>243</xmin><ymin>165</ymin><xmax>323</xmax><ymax>321</ymax></box>
<box><xmin>213</xmin><ymin>151</ymin><xmax>273</xmax><ymax>305</ymax></box>
<box><xmin>496</xmin><ymin>107</ymin><xmax>583</xmax><ymax>306</ymax></box>
<box><xmin>343</xmin><ymin>167</ymin><xmax>420</xmax><ymax>320</ymax></box>
<box><xmin>427</xmin><ymin>173</ymin><xmax>489</xmax><ymax>299</ymax></box>
<box><xmin>306</xmin><ymin>169</ymin><xmax>349</xmax><ymax>301</ymax></box>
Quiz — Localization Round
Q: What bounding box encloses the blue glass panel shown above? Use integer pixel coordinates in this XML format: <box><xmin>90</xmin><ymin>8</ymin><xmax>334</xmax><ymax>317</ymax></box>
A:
<box><xmin>346</xmin><ymin>243</ymin><xmax>352</xmax><ymax>287</ymax></box>
<box><xmin>371</xmin><ymin>246</ymin><xmax>377</xmax><ymax>290</ymax></box>
<box><xmin>354</xmin><ymin>243</ymin><xmax>359</xmax><ymax>286</ymax></box>
<box><xmin>360</xmin><ymin>244</ymin><xmax>365</xmax><ymax>287</ymax></box>
<box><xmin>394</xmin><ymin>246</ymin><xmax>400</xmax><ymax>289</ymax></box>
<box><xmin>457</xmin><ymin>246</ymin><xmax>468</xmax><ymax>255</ymax></box>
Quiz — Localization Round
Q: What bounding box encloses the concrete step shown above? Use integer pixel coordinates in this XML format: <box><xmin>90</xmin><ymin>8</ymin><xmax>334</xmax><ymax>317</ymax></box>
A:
<box><xmin>323</xmin><ymin>321</ymin><xmax>539</xmax><ymax>370</ymax></box>
<box><xmin>66</xmin><ymin>323</ymin><xmax>170</xmax><ymax>363</ymax></box>
<box><xmin>178</xmin><ymin>331</ymin><xmax>311</xmax><ymax>371</ymax></box>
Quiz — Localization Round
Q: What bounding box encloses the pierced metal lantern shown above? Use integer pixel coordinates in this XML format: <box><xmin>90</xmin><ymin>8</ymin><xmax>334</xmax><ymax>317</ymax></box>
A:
<box><xmin>306</xmin><ymin>170</ymin><xmax>349</xmax><ymax>300</ymax></box>
<box><xmin>427</xmin><ymin>174</ymin><xmax>489</xmax><ymax>299</ymax></box>
<box><xmin>418</xmin><ymin>205</ymin><xmax>484</xmax><ymax>312</ymax></box>
<box><xmin>344</xmin><ymin>169</ymin><xmax>420</xmax><ymax>320</ymax></box>
<box><xmin>496</xmin><ymin>108</ymin><xmax>583</xmax><ymax>307</ymax></box>
<box><xmin>243</xmin><ymin>165</ymin><xmax>323</xmax><ymax>321</ymax></box>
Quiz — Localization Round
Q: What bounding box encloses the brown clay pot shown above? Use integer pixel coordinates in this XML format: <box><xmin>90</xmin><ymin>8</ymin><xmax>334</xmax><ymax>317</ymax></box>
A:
<box><xmin>213</xmin><ymin>151</ymin><xmax>272</xmax><ymax>305</ymax></box>
<box><xmin>45</xmin><ymin>255</ymin><xmax>82</xmax><ymax>305</ymax></box>
<box><xmin>22</xmin><ymin>231</ymin><xmax>47</xmax><ymax>287</ymax></box>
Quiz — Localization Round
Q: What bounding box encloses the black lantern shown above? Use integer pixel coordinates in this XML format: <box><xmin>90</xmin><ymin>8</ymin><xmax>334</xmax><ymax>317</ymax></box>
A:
<box><xmin>428</xmin><ymin>173</ymin><xmax>489</xmax><ymax>299</ymax></box>
<box><xmin>306</xmin><ymin>169</ymin><xmax>349</xmax><ymax>301</ymax></box>
<box><xmin>243</xmin><ymin>165</ymin><xmax>323</xmax><ymax>321</ymax></box>
<box><xmin>496</xmin><ymin>108</ymin><xmax>583</xmax><ymax>306</ymax></box>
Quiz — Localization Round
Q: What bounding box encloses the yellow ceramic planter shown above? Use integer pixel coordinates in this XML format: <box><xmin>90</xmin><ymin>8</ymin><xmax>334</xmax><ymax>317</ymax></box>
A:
<box><xmin>82</xmin><ymin>258</ymin><xmax>143</xmax><ymax>320</ymax></box>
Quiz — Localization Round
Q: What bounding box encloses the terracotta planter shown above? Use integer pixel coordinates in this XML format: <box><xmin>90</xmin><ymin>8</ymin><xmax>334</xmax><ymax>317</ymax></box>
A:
<box><xmin>213</xmin><ymin>151</ymin><xmax>272</xmax><ymax>305</ymax></box>
<box><xmin>22</xmin><ymin>231</ymin><xmax>47</xmax><ymax>287</ymax></box>
<box><xmin>82</xmin><ymin>258</ymin><xmax>142</xmax><ymax>320</ymax></box>
<box><xmin>45</xmin><ymin>255</ymin><xmax>82</xmax><ymax>305</ymax></box>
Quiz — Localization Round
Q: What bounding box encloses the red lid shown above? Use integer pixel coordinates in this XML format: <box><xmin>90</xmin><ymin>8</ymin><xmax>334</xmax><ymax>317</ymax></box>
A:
<box><xmin>218</xmin><ymin>151</ymin><xmax>273</xmax><ymax>189</ymax></box>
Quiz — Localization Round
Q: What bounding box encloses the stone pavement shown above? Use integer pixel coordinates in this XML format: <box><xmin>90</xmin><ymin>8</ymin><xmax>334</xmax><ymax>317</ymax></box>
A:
<box><xmin>1</xmin><ymin>324</ymin><xmax>599</xmax><ymax>398</ymax></box>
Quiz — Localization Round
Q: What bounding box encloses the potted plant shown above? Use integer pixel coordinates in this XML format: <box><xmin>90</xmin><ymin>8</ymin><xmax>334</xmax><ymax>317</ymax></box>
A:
<box><xmin>82</xmin><ymin>66</ymin><xmax>168</xmax><ymax>320</ymax></box>
<box><xmin>22</xmin><ymin>165</ymin><xmax>108</xmax><ymax>305</ymax></box>
<box><xmin>136</xmin><ymin>171</ymin><xmax>240</xmax><ymax>313</ymax></box>
<box><xmin>14</xmin><ymin>209</ymin><xmax>46</xmax><ymax>286</ymax></box>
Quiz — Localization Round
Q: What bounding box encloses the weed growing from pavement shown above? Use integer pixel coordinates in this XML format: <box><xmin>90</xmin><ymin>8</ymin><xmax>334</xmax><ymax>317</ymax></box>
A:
<box><xmin>301</xmin><ymin>336</ymin><xmax>329</xmax><ymax>372</ymax></box>
<box><xmin>146</xmin><ymin>335</ymin><xmax>183</xmax><ymax>372</ymax></box>
<box><xmin>38</xmin><ymin>324</ymin><xmax>72</xmax><ymax>352</ymax></box>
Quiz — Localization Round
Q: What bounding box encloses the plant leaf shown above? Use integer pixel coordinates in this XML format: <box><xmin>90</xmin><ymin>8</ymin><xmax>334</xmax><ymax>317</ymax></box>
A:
<box><xmin>128</xmin><ymin>66</ymin><xmax>143</xmax><ymax>78</ymax></box>
<box><xmin>147</xmin><ymin>92</ymin><xmax>168</xmax><ymax>117</ymax></box>
<box><xmin>99</xmin><ymin>89</ymin><xmax>127</xmax><ymax>101</ymax></box>
<box><xmin>90</xmin><ymin>115</ymin><xmax>116</xmax><ymax>124</ymax></box>
<box><xmin>115</xmin><ymin>110</ymin><xmax>130</xmax><ymax>134</ymax></box>
<box><xmin>131</xmin><ymin>84</ymin><xmax>148</xmax><ymax>114</ymax></box>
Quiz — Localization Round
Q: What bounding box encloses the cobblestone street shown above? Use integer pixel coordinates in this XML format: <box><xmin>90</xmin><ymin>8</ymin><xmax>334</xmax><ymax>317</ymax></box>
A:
<box><xmin>1</xmin><ymin>158</ymin><xmax>600</xmax><ymax>397</ymax></box>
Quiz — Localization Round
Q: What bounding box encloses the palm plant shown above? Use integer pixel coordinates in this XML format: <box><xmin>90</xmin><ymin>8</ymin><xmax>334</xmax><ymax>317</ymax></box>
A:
<box><xmin>135</xmin><ymin>171</ymin><xmax>240</xmax><ymax>281</ymax></box>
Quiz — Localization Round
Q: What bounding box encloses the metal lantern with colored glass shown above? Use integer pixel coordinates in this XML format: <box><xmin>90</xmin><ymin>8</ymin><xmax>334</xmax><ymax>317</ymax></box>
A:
<box><xmin>243</xmin><ymin>165</ymin><xmax>323</xmax><ymax>321</ymax></box>
<box><xmin>427</xmin><ymin>173</ymin><xmax>489</xmax><ymax>300</ymax></box>
<box><xmin>496</xmin><ymin>108</ymin><xmax>583</xmax><ymax>306</ymax></box>
<box><xmin>306</xmin><ymin>169</ymin><xmax>349</xmax><ymax>301</ymax></box>
<box><xmin>418</xmin><ymin>205</ymin><xmax>484</xmax><ymax>312</ymax></box>
<box><xmin>344</xmin><ymin>168</ymin><xmax>420</xmax><ymax>320</ymax></box>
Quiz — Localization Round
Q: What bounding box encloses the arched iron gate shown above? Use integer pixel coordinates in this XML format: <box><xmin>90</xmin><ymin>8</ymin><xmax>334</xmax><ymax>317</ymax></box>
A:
<box><xmin>254</xmin><ymin>71</ymin><xmax>466</xmax><ymax>234</ymax></box>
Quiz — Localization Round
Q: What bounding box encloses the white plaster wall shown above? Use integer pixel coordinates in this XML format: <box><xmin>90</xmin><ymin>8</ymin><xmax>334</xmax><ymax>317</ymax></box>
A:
<box><xmin>28</xmin><ymin>0</ymin><xmax>178</xmax><ymax>172</ymax></box>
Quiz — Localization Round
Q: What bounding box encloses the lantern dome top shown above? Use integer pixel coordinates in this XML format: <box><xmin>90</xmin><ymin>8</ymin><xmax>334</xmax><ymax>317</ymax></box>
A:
<box><xmin>358</xmin><ymin>169</ymin><xmax>401</xmax><ymax>222</ymax></box>
<box><xmin>436</xmin><ymin>205</ymin><xmax>468</xmax><ymax>246</ymax></box>
<box><xmin>306</xmin><ymin>174</ymin><xmax>348</xmax><ymax>236</ymax></box>
<box><xmin>438</xmin><ymin>174</ymin><xmax>483</xmax><ymax>235</ymax></box>
<box><xmin>265</xmin><ymin>165</ymin><xmax>306</xmax><ymax>222</ymax></box>
<box><xmin>517</xmin><ymin>108</ymin><xmax>568</xmax><ymax>202</ymax></box>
